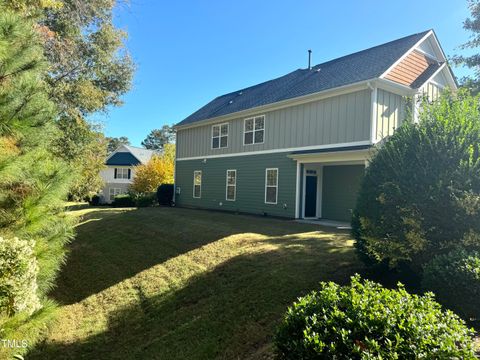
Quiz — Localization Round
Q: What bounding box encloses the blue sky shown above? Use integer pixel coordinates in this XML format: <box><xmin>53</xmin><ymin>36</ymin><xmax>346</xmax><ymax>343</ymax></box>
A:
<box><xmin>97</xmin><ymin>0</ymin><xmax>472</xmax><ymax>146</ymax></box>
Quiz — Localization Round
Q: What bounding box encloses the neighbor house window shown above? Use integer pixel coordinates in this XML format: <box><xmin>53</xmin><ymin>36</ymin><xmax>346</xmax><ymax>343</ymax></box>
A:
<box><xmin>265</xmin><ymin>168</ymin><xmax>278</xmax><ymax>204</ymax></box>
<box><xmin>244</xmin><ymin>115</ymin><xmax>265</xmax><ymax>145</ymax></box>
<box><xmin>226</xmin><ymin>170</ymin><xmax>236</xmax><ymax>201</ymax></box>
<box><xmin>193</xmin><ymin>170</ymin><xmax>202</xmax><ymax>198</ymax></box>
<box><xmin>212</xmin><ymin>123</ymin><xmax>228</xmax><ymax>149</ymax></box>
<box><xmin>114</xmin><ymin>168</ymin><xmax>131</xmax><ymax>179</ymax></box>
<box><xmin>109</xmin><ymin>188</ymin><xmax>122</xmax><ymax>201</ymax></box>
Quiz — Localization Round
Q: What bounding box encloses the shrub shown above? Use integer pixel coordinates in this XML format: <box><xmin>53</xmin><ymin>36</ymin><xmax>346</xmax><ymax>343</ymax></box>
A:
<box><xmin>135</xmin><ymin>192</ymin><xmax>157</xmax><ymax>207</ymax></box>
<box><xmin>89</xmin><ymin>194</ymin><xmax>100</xmax><ymax>206</ymax></box>
<box><xmin>353</xmin><ymin>91</ymin><xmax>480</xmax><ymax>270</ymax></box>
<box><xmin>275</xmin><ymin>275</ymin><xmax>476</xmax><ymax>359</ymax></box>
<box><xmin>111</xmin><ymin>194</ymin><xmax>135</xmax><ymax>207</ymax></box>
<box><xmin>423</xmin><ymin>248</ymin><xmax>480</xmax><ymax>320</ymax></box>
<box><xmin>0</xmin><ymin>237</ymin><xmax>41</xmax><ymax>316</ymax></box>
<box><xmin>157</xmin><ymin>184</ymin><xmax>174</xmax><ymax>206</ymax></box>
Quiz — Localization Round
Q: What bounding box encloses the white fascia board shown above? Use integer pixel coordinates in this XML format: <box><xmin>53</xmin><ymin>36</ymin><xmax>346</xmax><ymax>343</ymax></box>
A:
<box><xmin>288</xmin><ymin>148</ymin><xmax>372</xmax><ymax>164</ymax></box>
<box><xmin>376</xmin><ymin>78</ymin><xmax>416</xmax><ymax>96</ymax></box>
<box><xmin>379</xmin><ymin>30</ymin><xmax>434</xmax><ymax>79</ymax></box>
<box><xmin>174</xmin><ymin>80</ymin><xmax>374</xmax><ymax>131</ymax></box>
<box><xmin>176</xmin><ymin>140</ymin><xmax>372</xmax><ymax>161</ymax></box>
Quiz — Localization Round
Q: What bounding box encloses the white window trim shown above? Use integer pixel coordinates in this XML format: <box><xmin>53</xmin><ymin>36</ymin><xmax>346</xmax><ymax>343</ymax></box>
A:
<box><xmin>211</xmin><ymin>123</ymin><xmax>229</xmax><ymax>149</ymax></box>
<box><xmin>243</xmin><ymin>115</ymin><xmax>265</xmax><ymax>146</ymax></box>
<box><xmin>109</xmin><ymin>187</ymin><xmax>122</xmax><ymax>201</ymax></box>
<box><xmin>225</xmin><ymin>169</ymin><xmax>236</xmax><ymax>201</ymax></box>
<box><xmin>115</xmin><ymin>167</ymin><xmax>130</xmax><ymax>179</ymax></box>
<box><xmin>193</xmin><ymin>170</ymin><xmax>202</xmax><ymax>198</ymax></box>
<box><xmin>265</xmin><ymin>168</ymin><xmax>278</xmax><ymax>204</ymax></box>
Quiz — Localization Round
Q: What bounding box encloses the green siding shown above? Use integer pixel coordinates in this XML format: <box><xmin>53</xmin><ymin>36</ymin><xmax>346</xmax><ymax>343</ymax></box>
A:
<box><xmin>322</xmin><ymin>165</ymin><xmax>365</xmax><ymax>222</ymax></box>
<box><xmin>175</xmin><ymin>152</ymin><xmax>297</xmax><ymax>218</ymax></box>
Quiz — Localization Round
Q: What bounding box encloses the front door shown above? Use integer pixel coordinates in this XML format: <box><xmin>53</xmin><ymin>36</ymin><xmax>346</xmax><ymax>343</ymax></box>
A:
<box><xmin>304</xmin><ymin>175</ymin><xmax>317</xmax><ymax>217</ymax></box>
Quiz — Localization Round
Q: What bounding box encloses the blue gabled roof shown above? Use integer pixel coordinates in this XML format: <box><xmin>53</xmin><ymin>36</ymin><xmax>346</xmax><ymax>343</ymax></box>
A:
<box><xmin>106</xmin><ymin>152</ymin><xmax>141</xmax><ymax>166</ymax></box>
<box><xmin>177</xmin><ymin>30</ymin><xmax>431</xmax><ymax>127</ymax></box>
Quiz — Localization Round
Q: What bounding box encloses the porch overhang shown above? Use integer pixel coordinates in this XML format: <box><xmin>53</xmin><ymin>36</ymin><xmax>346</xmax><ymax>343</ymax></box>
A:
<box><xmin>287</xmin><ymin>144</ymin><xmax>373</xmax><ymax>164</ymax></box>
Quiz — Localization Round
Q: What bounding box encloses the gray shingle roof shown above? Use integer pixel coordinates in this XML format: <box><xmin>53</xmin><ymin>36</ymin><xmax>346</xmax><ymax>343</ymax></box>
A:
<box><xmin>106</xmin><ymin>145</ymin><xmax>155</xmax><ymax>166</ymax></box>
<box><xmin>106</xmin><ymin>152</ymin><xmax>142</xmax><ymax>166</ymax></box>
<box><xmin>123</xmin><ymin>145</ymin><xmax>155</xmax><ymax>164</ymax></box>
<box><xmin>177</xmin><ymin>30</ymin><xmax>431</xmax><ymax>127</ymax></box>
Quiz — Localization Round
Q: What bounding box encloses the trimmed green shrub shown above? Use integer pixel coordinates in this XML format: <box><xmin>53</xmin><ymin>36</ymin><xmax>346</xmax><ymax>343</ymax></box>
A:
<box><xmin>89</xmin><ymin>194</ymin><xmax>100</xmax><ymax>206</ymax></box>
<box><xmin>0</xmin><ymin>237</ymin><xmax>41</xmax><ymax>316</ymax></box>
<box><xmin>423</xmin><ymin>248</ymin><xmax>480</xmax><ymax>320</ymax></box>
<box><xmin>353</xmin><ymin>91</ymin><xmax>480</xmax><ymax>269</ymax></box>
<box><xmin>157</xmin><ymin>183</ymin><xmax>174</xmax><ymax>206</ymax></box>
<box><xmin>112</xmin><ymin>194</ymin><xmax>135</xmax><ymax>207</ymax></box>
<box><xmin>275</xmin><ymin>275</ymin><xmax>476</xmax><ymax>359</ymax></box>
<box><xmin>135</xmin><ymin>192</ymin><xmax>157</xmax><ymax>207</ymax></box>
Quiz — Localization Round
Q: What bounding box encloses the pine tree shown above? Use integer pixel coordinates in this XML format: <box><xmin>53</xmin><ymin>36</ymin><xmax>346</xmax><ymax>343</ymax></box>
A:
<box><xmin>0</xmin><ymin>10</ymin><xmax>74</xmax><ymax>357</ymax></box>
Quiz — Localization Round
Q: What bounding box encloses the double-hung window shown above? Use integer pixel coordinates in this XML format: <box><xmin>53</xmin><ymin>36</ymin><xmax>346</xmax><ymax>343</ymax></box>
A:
<box><xmin>193</xmin><ymin>170</ymin><xmax>202</xmax><ymax>198</ymax></box>
<box><xmin>109</xmin><ymin>188</ymin><xmax>122</xmax><ymax>201</ymax></box>
<box><xmin>226</xmin><ymin>170</ymin><xmax>236</xmax><ymax>201</ymax></box>
<box><xmin>265</xmin><ymin>168</ymin><xmax>278</xmax><ymax>204</ymax></box>
<box><xmin>244</xmin><ymin>115</ymin><xmax>265</xmax><ymax>145</ymax></box>
<box><xmin>114</xmin><ymin>168</ymin><xmax>130</xmax><ymax>179</ymax></box>
<box><xmin>212</xmin><ymin>123</ymin><xmax>228</xmax><ymax>149</ymax></box>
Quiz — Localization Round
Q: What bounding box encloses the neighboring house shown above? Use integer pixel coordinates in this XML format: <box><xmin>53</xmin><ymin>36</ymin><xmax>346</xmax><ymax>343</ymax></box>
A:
<box><xmin>173</xmin><ymin>30</ymin><xmax>457</xmax><ymax>222</ymax></box>
<box><xmin>99</xmin><ymin>145</ymin><xmax>155</xmax><ymax>203</ymax></box>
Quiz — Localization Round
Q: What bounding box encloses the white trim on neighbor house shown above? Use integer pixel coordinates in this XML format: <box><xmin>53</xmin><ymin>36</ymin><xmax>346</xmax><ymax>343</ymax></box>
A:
<box><xmin>176</xmin><ymin>140</ymin><xmax>372</xmax><ymax>161</ymax></box>
<box><xmin>379</xmin><ymin>30</ymin><xmax>434</xmax><ymax>79</ymax></box>
<box><xmin>225</xmin><ymin>169</ymin><xmax>237</xmax><ymax>201</ymax></box>
<box><xmin>211</xmin><ymin>122</ymin><xmax>229</xmax><ymax>150</ymax></box>
<box><xmin>265</xmin><ymin>168</ymin><xmax>278</xmax><ymax>205</ymax></box>
<box><xmin>243</xmin><ymin>115</ymin><xmax>265</xmax><ymax>146</ymax></box>
<box><xmin>106</xmin><ymin>144</ymin><xmax>143</xmax><ymax>163</ymax></box>
<box><xmin>174</xmin><ymin>80</ymin><xmax>375</xmax><ymax>131</ymax></box>
<box><xmin>193</xmin><ymin>170</ymin><xmax>202</xmax><ymax>198</ymax></box>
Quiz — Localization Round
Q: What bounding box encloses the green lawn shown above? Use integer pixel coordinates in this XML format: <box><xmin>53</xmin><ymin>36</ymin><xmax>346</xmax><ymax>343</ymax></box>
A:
<box><xmin>28</xmin><ymin>206</ymin><xmax>365</xmax><ymax>359</ymax></box>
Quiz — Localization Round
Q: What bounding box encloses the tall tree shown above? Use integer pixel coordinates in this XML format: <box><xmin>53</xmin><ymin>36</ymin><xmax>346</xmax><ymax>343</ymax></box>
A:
<box><xmin>5</xmin><ymin>0</ymin><xmax>135</xmax><ymax>198</ymax></box>
<box><xmin>452</xmin><ymin>0</ymin><xmax>480</xmax><ymax>93</ymax></box>
<box><xmin>142</xmin><ymin>125</ymin><xmax>176</xmax><ymax>150</ymax></box>
<box><xmin>0</xmin><ymin>9</ymin><xmax>74</xmax><ymax>357</ymax></box>
<box><xmin>106</xmin><ymin>136</ymin><xmax>130</xmax><ymax>154</ymax></box>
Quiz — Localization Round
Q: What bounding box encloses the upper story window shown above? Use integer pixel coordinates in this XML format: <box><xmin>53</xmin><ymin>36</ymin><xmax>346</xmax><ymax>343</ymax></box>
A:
<box><xmin>114</xmin><ymin>168</ymin><xmax>131</xmax><ymax>179</ymax></box>
<box><xmin>244</xmin><ymin>115</ymin><xmax>265</xmax><ymax>145</ymax></box>
<box><xmin>212</xmin><ymin>123</ymin><xmax>228</xmax><ymax>149</ymax></box>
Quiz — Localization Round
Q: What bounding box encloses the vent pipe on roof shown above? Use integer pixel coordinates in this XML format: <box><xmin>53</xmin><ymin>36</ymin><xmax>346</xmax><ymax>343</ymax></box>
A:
<box><xmin>308</xmin><ymin>49</ymin><xmax>312</xmax><ymax>70</ymax></box>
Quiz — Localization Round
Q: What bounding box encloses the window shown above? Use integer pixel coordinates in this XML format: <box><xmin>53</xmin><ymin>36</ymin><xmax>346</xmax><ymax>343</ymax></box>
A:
<box><xmin>193</xmin><ymin>170</ymin><xmax>202</xmax><ymax>198</ymax></box>
<box><xmin>265</xmin><ymin>168</ymin><xmax>278</xmax><ymax>204</ymax></box>
<box><xmin>212</xmin><ymin>123</ymin><xmax>228</xmax><ymax>149</ymax></box>
<box><xmin>226</xmin><ymin>170</ymin><xmax>236</xmax><ymax>201</ymax></box>
<box><xmin>114</xmin><ymin>168</ymin><xmax>130</xmax><ymax>179</ymax></box>
<box><xmin>109</xmin><ymin>188</ymin><xmax>122</xmax><ymax>201</ymax></box>
<box><xmin>244</xmin><ymin>115</ymin><xmax>265</xmax><ymax>145</ymax></box>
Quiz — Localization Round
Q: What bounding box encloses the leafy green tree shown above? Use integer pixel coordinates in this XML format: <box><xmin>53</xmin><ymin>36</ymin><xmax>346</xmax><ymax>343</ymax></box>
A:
<box><xmin>452</xmin><ymin>0</ymin><xmax>480</xmax><ymax>93</ymax></box>
<box><xmin>142</xmin><ymin>125</ymin><xmax>176</xmax><ymax>150</ymax></box>
<box><xmin>5</xmin><ymin>0</ymin><xmax>135</xmax><ymax>198</ymax></box>
<box><xmin>352</xmin><ymin>90</ymin><xmax>480</xmax><ymax>271</ymax></box>
<box><xmin>106</xmin><ymin>136</ymin><xmax>130</xmax><ymax>154</ymax></box>
<box><xmin>0</xmin><ymin>9</ymin><xmax>74</xmax><ymax>357</ymax></box>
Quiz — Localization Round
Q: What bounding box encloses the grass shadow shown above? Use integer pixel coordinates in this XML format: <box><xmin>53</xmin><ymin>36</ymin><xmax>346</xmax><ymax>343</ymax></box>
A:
<box><xmin>30</xmin><ymin>229</ymin><xmax>362</xmax><ymax>359</ymax></box>
<box><xmin>50</xmin><ymin>207</ymin><xmax>327</xmax><ymax>305</ymax></box>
